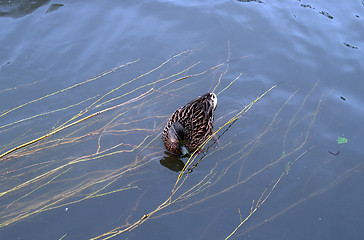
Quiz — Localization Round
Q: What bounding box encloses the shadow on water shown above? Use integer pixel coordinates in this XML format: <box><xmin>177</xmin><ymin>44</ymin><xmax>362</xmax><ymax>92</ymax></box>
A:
<box><xmin>160</xmin><ymin>152</ymin><xmax>185</xmax><ymax>172</ymax></box>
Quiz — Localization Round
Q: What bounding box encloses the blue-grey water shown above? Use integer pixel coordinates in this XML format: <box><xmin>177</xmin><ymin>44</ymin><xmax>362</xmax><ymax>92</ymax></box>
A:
<box><xmin>1</xmin><ymin>1</ymin><xmax>363</xmax><ymax>239</ymax></box>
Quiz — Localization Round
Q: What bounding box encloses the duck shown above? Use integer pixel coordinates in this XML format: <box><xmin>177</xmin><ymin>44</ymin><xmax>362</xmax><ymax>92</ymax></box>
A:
<box><xmin>162</xmin><ymin>93</ymin><xmax>217</xmax><ymax>156</ymax></box>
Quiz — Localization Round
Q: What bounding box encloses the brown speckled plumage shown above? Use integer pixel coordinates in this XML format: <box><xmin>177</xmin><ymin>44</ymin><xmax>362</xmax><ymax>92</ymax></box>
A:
<box><xmin>162</xmin><ymin>93</ymin><xmax>217</xmax><ymax>155</ymax></box>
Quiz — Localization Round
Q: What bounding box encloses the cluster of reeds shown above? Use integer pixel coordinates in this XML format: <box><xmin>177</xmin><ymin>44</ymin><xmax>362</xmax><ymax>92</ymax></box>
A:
<box><xmin>0</xmin><ymin>48</ymin><xmax>328</xmax><ymax>239</ymax></box>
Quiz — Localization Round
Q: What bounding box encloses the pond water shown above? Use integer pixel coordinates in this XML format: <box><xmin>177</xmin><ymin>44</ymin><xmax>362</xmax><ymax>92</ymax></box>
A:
<box><xmin>0</xmin><ymin>0</ymin><xmax>363</xmax><ymax>239</ymax></box>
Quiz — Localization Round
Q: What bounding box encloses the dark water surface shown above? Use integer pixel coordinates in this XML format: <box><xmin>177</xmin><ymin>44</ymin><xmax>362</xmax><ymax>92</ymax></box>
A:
<box><xmin>1</xmin><ymin>0</ymin><xmax>363</xmax><ymax>239</ymax></box>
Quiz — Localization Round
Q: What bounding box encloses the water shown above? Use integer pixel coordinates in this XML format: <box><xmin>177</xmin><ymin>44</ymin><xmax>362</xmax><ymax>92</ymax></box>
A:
<box><xmin>0</xmin><ymin>0</ymin><xmax>363</xmax><ymax>239</ymax></box>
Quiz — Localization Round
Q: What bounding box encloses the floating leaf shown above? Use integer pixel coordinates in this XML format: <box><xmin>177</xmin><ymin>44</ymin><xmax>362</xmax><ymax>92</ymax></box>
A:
<box><xmin>337</xmin><ymin>137</ymin><xmax>348</xmax><ymax>144</ymax></box>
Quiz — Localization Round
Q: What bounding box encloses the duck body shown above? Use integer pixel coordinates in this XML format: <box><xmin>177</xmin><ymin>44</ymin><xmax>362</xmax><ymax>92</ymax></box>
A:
<box><xmin>162</xmin><ymin>93</ymin><xmax>217</xmax><ymax>156</ymax></box>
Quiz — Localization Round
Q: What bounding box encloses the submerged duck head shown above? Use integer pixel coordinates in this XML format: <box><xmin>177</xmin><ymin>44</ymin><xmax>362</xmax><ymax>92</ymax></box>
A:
<box><xmin>168</xmin><ymin>122</ymin><xmax>189</xmax><ymax>155</ymax></box>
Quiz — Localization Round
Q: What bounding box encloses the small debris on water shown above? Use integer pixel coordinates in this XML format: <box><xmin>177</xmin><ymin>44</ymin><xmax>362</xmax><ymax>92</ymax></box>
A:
<box><xmin>46</xmin><ymin>4</ymin><xmax>64</xmax><ymax>13</ymax></box>
<box><xmin>319</xmin><ymin>11</ymin><xmax>333</xmax><ymax>19</ymax></box>
<box><xmin>300</xmin><ymin>4</ymin><xmax>313</xmax><ymax>9</ymax></box>
<box><xmin>329</xmin><ymin>150</ymin><xmax>340</xmax><ymax>155</ymax></box>
<box><xmin>343</xmin><ymin>42</ymin><xmax>358</xmax><ymax>49</ymax></box>
<box><xmin>1</xmin><ymin>61</ymin><xmax>11</xmax><ymax>69</ymax></box>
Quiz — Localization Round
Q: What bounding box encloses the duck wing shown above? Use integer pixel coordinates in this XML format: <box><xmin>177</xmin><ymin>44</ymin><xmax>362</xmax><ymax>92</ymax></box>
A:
<box><xmin>184</xmin><ymin>93</ymin><xmax>215</xmax><ymax>152</ymax></box>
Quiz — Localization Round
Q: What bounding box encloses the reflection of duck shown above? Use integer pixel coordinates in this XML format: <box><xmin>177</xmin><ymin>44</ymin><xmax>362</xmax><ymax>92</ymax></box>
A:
<box><xmin>162</xmin><ymin>93</ymin><xmax>217</xmax><ymax>156</ymax></box>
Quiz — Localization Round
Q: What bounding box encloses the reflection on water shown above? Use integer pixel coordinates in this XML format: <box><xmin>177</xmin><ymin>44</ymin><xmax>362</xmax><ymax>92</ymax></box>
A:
<box><xmin>0</xmin><ymin>0</ymin><xmax>50</xmax><ymax>18</ymax></box>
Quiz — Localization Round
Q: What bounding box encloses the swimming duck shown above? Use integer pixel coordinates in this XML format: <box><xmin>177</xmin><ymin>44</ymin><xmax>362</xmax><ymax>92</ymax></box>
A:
<box><xmin>162</xmin><ymin>93</ymin><xmax>217</xmax><ymax>156</ymax></box>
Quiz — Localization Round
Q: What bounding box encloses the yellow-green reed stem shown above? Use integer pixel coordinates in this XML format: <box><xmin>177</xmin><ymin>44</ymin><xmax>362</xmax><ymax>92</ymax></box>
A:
<box><xmin>0</xmin><ymin>60</ymin><xmax>138</xmax><ymax>119</ymax></box>
<box><xmin>0</xmin><ymin>88</ymin><xmax>154</xmax><ymax>160</ymax></box>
